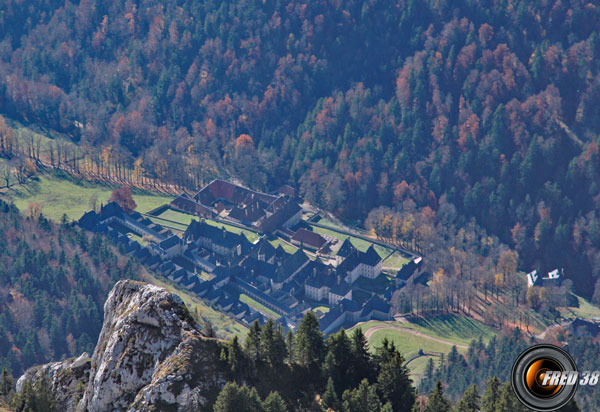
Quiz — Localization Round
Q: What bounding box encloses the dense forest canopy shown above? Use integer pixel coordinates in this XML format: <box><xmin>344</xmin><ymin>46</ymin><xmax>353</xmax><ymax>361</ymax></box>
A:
<box><xmin>1</xmin><ymin>0</ymin><xmax>600</xmax><ymax>296</ymax></box>
<box><xmin>0</xmin><ymin>199</ymin><xmax>139</xmax><ymax>377</ymax></box>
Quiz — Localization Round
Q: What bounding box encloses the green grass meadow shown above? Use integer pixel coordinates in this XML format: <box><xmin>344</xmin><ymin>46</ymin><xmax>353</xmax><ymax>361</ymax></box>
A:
<box><xmin>348</xmin><ymin>314</ymin><xmax>497</xmax><ymax>381</ymax></box>
<box><xmin>1</xmin><ymin>171</ymin><xmax>172</xmax><ymax>222</ymax></box>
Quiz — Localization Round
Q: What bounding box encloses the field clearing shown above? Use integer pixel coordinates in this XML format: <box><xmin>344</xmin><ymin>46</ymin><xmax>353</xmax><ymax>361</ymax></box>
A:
<box><xmin>141</xmin><ymin>272</ymin><xmax>248</xmax><ymax>339</ymax></box>
<box><xmin>366</xmin><ymin>328</ymin><xmax>465</xmax><ymax>359</ymax></box>
<box><xmin>240</xmin><ymin>294</ymin><xmax>280</xmax><ymax>318</ymax></box>
<box><xmin>408</xmin><ymin>355</ymin><xmax>441</xmax><ymax>383</ymax></box>
<box><xmin>1</xmin><ymin>172</ymin><xmax>172</xmax><ymax>222</ymax></box>
<box><xmin>347</xmin><ymin>315</ymin><xmax>495</xmax><ymax>381</ymax></box>
<box><xmin>559</xmin><ymin>294</ymin><xmax>600</xmax><ymax>319</ymax></box>
<box><xmin>351</xmin><ymin>314</ymin><xmax>497</xmax><ymax>348</ymax></box>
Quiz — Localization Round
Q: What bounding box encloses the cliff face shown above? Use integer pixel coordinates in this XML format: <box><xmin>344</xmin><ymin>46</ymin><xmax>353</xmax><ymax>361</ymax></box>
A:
<box><xmin>17</xmin><ymin>280</ymin><xmax>227</xmax><ymax>412</ymax></box>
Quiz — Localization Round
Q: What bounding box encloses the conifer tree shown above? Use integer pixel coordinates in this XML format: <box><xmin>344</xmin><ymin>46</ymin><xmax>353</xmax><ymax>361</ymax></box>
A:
<box><xmin>481</xmin><ymin>376</ymin><xmax>501</xmax><ymax>412</ymax></box>
<box><xmin>246</xmin><ymin>320</ymin><xmax>263</xmax><ymax>363</ymax></box>
<box><xmin>350</xmin><ymin>328</ymin><xmax>374</xmax><ymax>386</ymax></box>
<box><xmin>213</xmin><ymin>382</ymin><xmax>264</xmax><ymax>412</ymax></box>
<box><xmin>495</xmin><ymin>383</ymin><xmax>527</xmax><ymax>412</ymax></box>
<box><xmin>295</xmin><ymin>312</ymin><xmax>324</xmax><ymax>367</ymax></box>
<box><xmin>424</xmin><ymin>381</ymin><xmax>450</xmax><ymax>412</ymax></box>
<box><xmin>263</xmin><ymin>391</ymin><xmax>287</xmax><ymax>412</ymax></box>
<box><xmin>376</xmin><ymin>338</ymin><xmax>415</xmax><ymax>411</ymax></box>
<box><xmin>0</xmin><ymin>367</ymin><xmax>14</xmax><ymax>398</ymax></box>
<box><xmin>322</xmin><ymin>377</ymin><xmax>339</xmax><ymax>411</ymax></box>
<box><xmin>286</xmin><ymin>330</ymin><xmax>295</xmax><ymax>363</ymax></box>
<box><xmin>341</xmin><ymin>379</ymin><xmax>382</xmax><ymax>412</ymax></box>
<box><xmin>454</xmin><ymin>384</ymin><xmax>479</xmax><ymax>412</ymax></box>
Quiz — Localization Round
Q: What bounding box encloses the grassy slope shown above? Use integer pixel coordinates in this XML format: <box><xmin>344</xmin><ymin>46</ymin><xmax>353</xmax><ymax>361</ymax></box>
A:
<box><xmin>1</xmin><ymin>172</ymin><xmax>171</xmax><ymax>221</ymax></box>
<box><xmin>367</xmin><ymin>328</ymin><xmax>459</xmax><ymax>357</ymax></box>
<box><xmin>559</xmin><ymin>294</ymin><xmax>600</xmax><ymax>319</ymax></box>
<box><xmin>348</xmin><ymin>314</ymin><xmax>497</xmax><ymax>382</ymax></box>
<box><xmin>353</xmin><ymin>315</ymin><xmax>497</xmax><ymax>347</ymax></box>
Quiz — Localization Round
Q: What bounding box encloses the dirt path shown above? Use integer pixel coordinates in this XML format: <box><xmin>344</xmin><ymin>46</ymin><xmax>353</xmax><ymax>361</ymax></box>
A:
<box><xmin>363</xmin><ymin>325</ymin><xmax>469</xmax><ymax>350</ymax></box>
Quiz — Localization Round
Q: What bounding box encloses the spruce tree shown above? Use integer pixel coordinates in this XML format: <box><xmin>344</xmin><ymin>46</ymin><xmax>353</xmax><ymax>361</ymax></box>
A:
<box><xmin>376</xmin><ymin>339</ymin><xmax>415</xmax><ymax>411</ymax></box>
<box><xmin>286</xmin><ymin>330</ymin><xmax>295</xmax><ymax>363</ymax></box>
<box><xmin>213</xmin><ymin>382</ymin><xmax>264</xmax><ymax>412</ymax></box>
<box><xmin>350</xmin><ymin>328</ymin><xmax>374</xmax><ymax>386</ymax></box>
<box><xmin>263</xmin><ymin>391</ymin><xmax>287</xmax><ymax>412</ymax></box>
<box><xmin>424</xmin><ymin>381</ymin><xmax>450</xmax><ymax>412</ymax></box>
<box><xmin>495</xmin><ymin>383</ymin><xmax>526</xmax><ymax>412</ymax></box>
<box><xmin>295</xmin><ymin>312</ymin><xmax>324</xmax><ymax>367</ymax></box>
<box><xmin>0</xmin><ymin>367</ymin><xmax>14</xmax><ymax>398</ymax></box>
<box><xmin>454</xmin><ymin>384</ymin><xmax>479</xmax><ymax>412</ymax></box>
<box><xmin>246</xmin><ymin>320</ymin><xmax>263</xmax><ymax>363</ymax></box>
<box><xmin>341</xmin><ymin>379</ymin><xmax>382</xmax><ymax>412</ymax></box>
<box><xmin>322</xmin><ymin>377</ymin><xmax>339</xmax><ymax>411</ymax></box>
<box><xmin>481</xmin><ymin>376</ymin><xmax>500</xmax><ymax>412</ymax></box>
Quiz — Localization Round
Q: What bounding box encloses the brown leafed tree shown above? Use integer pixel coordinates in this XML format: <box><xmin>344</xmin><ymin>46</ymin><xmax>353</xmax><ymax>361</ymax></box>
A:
<box><xmin>109</xmin><ymin>185</ymin><xmax>137</xmax><ymax>213</ymax></box>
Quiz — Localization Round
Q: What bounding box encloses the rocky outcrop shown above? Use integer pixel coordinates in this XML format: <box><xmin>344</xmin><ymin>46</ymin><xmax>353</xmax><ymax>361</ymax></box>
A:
<box><xmin>17</xmin><ymin>280</ymin><xmax>227</xmax><ymax>412</ymax></box>
<box><xmin>16</xmin><ymin>352</ymin><xmax>91</xmax><ymax>411</ymax></box>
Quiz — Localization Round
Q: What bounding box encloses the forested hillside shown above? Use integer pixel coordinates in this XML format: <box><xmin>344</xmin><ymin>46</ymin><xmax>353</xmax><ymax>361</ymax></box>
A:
<box><xmin>1</xmin><ymin>1</ymin><xmax>600</xmax><ymax>296</ymax></box>
<box><xmin>0</xmin><ymin>199</ymin><xmax>139</xmax><ymax>377</ymax></box>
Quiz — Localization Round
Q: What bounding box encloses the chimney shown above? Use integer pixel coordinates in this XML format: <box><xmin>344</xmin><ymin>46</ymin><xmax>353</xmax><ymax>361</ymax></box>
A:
<box><xmin>337</xmin><ymin>275</ymin><xmax>341</xmax><ymax>285</ymax></box>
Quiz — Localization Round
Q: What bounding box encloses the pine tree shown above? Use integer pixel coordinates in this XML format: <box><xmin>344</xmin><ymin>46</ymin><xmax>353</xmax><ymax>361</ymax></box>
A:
<box><xmin>0</xmin><ymin>367</ymin><xmax>14</xmax><ymax>398</ymax></box>
<box><xmin>424</xmin><ymin>381</ymin><xmax>450</xmax><ymax>412</ymax></box>
<box><xmin>376</xmin><ymin>338</ymin><xmax>415</xmax><ymax>411</ymax></box>
<box><xmin>323</xmin><ymin>330</ymin><xmax>353</xmax><ymax>392</ymax></box>
<box><xmin>263</xmin><ymin>391</ymin><xmax>287</xmax><ymax>412</ymax></box>
<box><xmin>350</xmin><ymin>328</ymin><xmax>374</xmax><ymax>386</ymax></box>
<box><xmin>322</xmin><ymin>377</ymin><xmax>339</xmax><ymax>411</ymax></box>
<box><xmin>213</xmin><ymin>382</ymin><xmax>264</xmax><ymax>412</ymax></box>
<box><xmin>454</xmin><ymin>384</ymin><xmax>479</xmax><ymax>412</ymax></box>
<box><xmin>495</xmin><ymin>383</ymin><xmax>526</xmax><ymax>412</ymax></box>
<box><xmin>381</xmin><ymin>402</ymin><xmax>393</xmax><ymax>412</ymax></box>
<box><xmin>286</xmin><ymin>330</ymin><xmax>295</xmax><ymax>363</ymax></box>
<box><xmin>341</xmin><ymin>379</ymin><xmax>382</xmax><ymax>412</ymax></box>
<box><xmin>295</xmin><ymin>312</ymin><xmax>324</xmax><ymax>367</ymax></box>
<box><xmin>246</xmin><ymin>320</ymin><xmax>263</xmax><ymax>363</ymax></box>
<box><xmin>481</xmin><ymin>376</ymin><xmax>500</xmax><ymax>412</ymax></box>
<box><xmin>227</xmin><ymin>336</ymin><xmax>246</xmax><ymax>376</ymax></box>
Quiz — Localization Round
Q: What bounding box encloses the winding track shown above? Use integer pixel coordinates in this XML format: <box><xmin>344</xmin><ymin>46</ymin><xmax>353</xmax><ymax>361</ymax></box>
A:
<box><xmin>363</xmin><ymin>324</ymin><xmax>469</xmax><ymax>350</ymax></box>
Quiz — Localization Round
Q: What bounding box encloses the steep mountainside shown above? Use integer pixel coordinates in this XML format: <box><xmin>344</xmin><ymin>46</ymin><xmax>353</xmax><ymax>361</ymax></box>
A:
<box><xmin>0</xmin><ymin>199</ymin><xmax>143</xmax><ymax>377</ymax></box>
<box><xmin>1</xmin><ymin>0</ymin><xmax>599</xmax><ymax>295</ymax></box>
<box><xmin>17</xmin><ymin>280</ymin><xmax>226</xmax><ymax>412</ymax></box>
